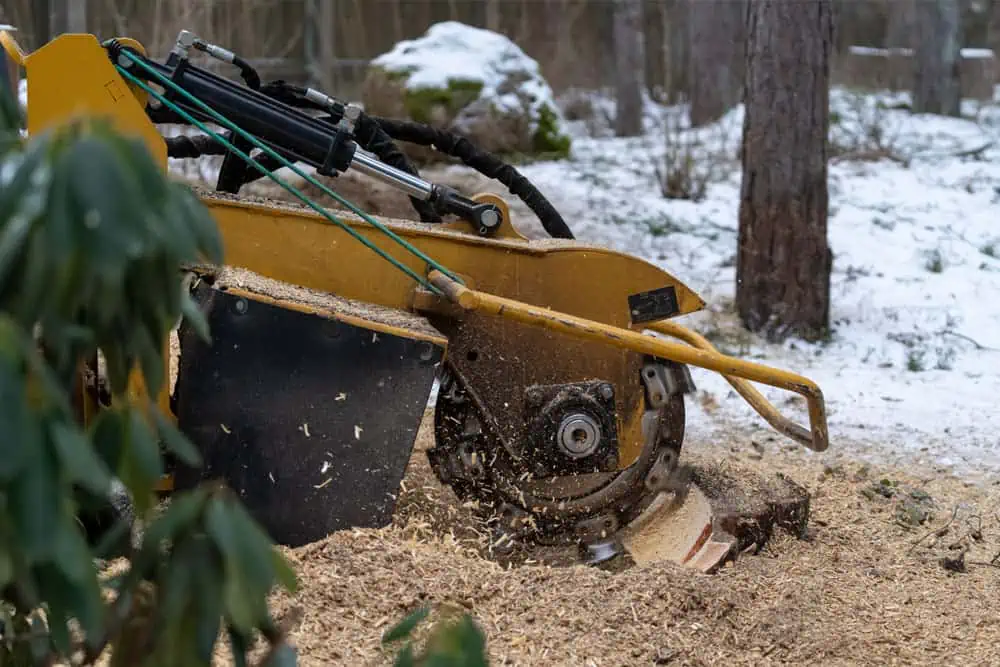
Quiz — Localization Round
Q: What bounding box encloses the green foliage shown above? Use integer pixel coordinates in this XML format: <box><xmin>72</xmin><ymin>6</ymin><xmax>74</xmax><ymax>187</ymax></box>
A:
<box><xmin>0</xmin><ymin>84</ymin><xmax>296</xmax><ymax>665</ymax></box>
<box><xmin>531</xmin><ymin>104</ymin><xmax>572</xmax><ymax>159</ymax></box>
<box><xmin>382</xmin><ymin>607</ymin><xmax>489</xmax><ymax>667</ymax></box>
<box><xmin>402</xmin><ymin>78</ymin><xmax>485</xmax><ymax>125</ymax></box>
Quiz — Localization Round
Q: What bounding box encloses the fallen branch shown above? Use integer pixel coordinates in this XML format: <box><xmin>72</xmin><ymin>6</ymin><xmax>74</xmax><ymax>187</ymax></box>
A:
<box><xmin>916</xmin><ymin>142</ymin><xmax>994</xmax><ymax>160</ymax></box>
<box><xmin>908</xmin><ymin>506</ymin><xmax>958</xmax><ymax>552</ymax></box>
<box><xmin>942</xmin><ymin>330</ymin><xmax>1000</xmax><ymax>352</ymax></box>
<box><xmin>912</xmin><ymin>140</ymin><xmax>995</xmax><ymax>161</ymax></box>
<box><xmin>830</xmin><ymin>148</ymin><xmax>908</xmax><ymax>165</ymax></box>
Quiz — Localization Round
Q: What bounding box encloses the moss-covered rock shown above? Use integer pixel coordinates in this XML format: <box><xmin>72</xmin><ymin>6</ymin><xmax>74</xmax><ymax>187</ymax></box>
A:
<box><xmin>361</xmin><ymin>22</ymin><xmax>572</xmax><ymax>163</ymax></box>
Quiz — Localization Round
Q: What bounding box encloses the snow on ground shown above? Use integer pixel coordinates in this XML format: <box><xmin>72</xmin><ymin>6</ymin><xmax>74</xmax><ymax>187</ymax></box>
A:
<box><xmin>504</xmin><ymin>86</ymin><xmax>1000</xmax><ymax>483</ymax></box>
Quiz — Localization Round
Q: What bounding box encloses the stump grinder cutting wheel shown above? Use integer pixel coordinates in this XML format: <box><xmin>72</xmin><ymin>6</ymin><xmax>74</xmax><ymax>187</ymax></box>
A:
<box><xmin>3</xmin><ymin>29</ymin><xmax>830</xmax><ymax>573</ymax></box>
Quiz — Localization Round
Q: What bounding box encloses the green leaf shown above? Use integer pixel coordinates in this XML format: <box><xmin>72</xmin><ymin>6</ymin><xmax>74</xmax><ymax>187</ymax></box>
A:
<box><xmin>12</xmin><ymin>223</ymin><xmax>52</xmax><ymax>325</ymax></box>
<box><xmin>133</xmin><ymin>321</ymin><xmax>165</xmax><ymax>397</ymax></box>
<box><xmin>7</xmin><ymin>434</ymin><xmax>61</xmax><ymax>561</ymax></box>
<box><xmin>226</xmin><ymin>499</ymin><xmax>296</xmax><ymax>594</ymax></box>
<box><xmin>134</xmin><ymin>488</ymin><xmax>208</xmax><ymax>574</ymax></box>
<box><xmin>50</xmin><ymin>420</ymin><xmax>114</xmax><ymax>497</ymax></box>
<box><xmin>0</xmin><ymin>547</ymin><xmax>13</xmax><ymax>590</ymax></box>
<box><xmin>271</xmin><ymin>549</ymin><xmax>298</xmax><ymax>594</ymax></box>
<box><xmin>0</xmin><ymin>360</ymin><xmax>36</xmax><ymax>481</ymax></box>
<box><xmin>191</xmin><ymin>549</ymin><xmax>224</xmax><ymax>664</ymax></box>
<box><xmin>227</xmin><ymin>625</ymin><xmax>251</xmax><ymax>667</ymax></box>
<box><xmin>90</xmin><ymin>516</ymin><xmax>133</xmax><ymax>561</ymax></box>
<box><xmin>152</xmin><ymin>409</ymin><xmax>202</xmax><ymax>468</ymax></box>
<box><xmin>179</xmin><ymin>291</ymin><xmax>211</xmax><ymax>343</ymax></box>
<box><xmin>382</xmin><ymin>607</ymin><xmax>430</xmax><ymax>645</ymax></box>
<box><xmin>0</xmin><ymin>147</ymin><xmax>48</xmax><ymax>289</ymax></box>
<box><xmin>120</xmin><ymin>406</ymin><xmax>164</xmax><ymax>513</ymax></box>
<box><xmin>205</xmin><ymin>500</ymin><xmax>256</xmax><ymax>634</ymax></box>
<box><xmin>89</xmin><ymin>408</ymin><xmax>126</xmax><ymax>476</ymax></box>
<box><xmin>27</xmin><ymin>611</ymin><xmax>53</xmax><ymax>662</ymax></box>
<box><xmin>51</xmin><ymin>516</ymin><xmax>96</xmax><ymax>585</ymax></box>
<box><xmin>392</xmin><ymin>643</ymin><xmax>415</xmax><ymax>667</ymax></box>
<box><xmin>34</xmin><ymin>561</ymin><xmax>106</xmax><ymax>654</ymax></box>
<box><xmin>261</xmin><ymin>643</ymin><xmax>297</xmax><ymax>667</ymax></box>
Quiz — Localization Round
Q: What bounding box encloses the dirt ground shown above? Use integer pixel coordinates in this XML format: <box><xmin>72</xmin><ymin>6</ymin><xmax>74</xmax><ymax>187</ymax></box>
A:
<box><xmin>256</xmin><ymin>409</ymin><xmax>1000</xmax><ymax>667</ymax></box>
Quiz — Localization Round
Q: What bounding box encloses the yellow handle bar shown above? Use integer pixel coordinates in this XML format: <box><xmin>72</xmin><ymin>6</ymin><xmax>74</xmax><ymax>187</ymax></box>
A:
<box><xmin>427</xmin><ymin>270</ymin><xmax>829</xmax><ymax>453</ymax></box>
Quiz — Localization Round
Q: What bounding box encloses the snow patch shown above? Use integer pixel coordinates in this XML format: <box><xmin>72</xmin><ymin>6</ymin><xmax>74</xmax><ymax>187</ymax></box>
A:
<box><xmin>848</xmin><ymin>45</ymin><xmax>996</xmax><ymax>60</ymax></box>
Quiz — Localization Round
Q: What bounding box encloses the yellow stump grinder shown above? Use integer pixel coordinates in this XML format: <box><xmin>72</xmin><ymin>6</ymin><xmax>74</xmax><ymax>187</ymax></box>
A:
<box><xmin>2</xmin><ymin>29</ymin><xmax>830</xmax><ymax>572</ymax></box>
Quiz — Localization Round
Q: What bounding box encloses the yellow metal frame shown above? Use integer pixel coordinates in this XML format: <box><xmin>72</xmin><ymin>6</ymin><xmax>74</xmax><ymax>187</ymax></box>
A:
<box><xmin>424</xmin><ymin>271</ymin><xmax>827</xmax><ymax>452</ymax></box>
<box><xmin>7</xmin><ymin>30</ymin><xmax>830</xmax><ymax>467</ymax></box>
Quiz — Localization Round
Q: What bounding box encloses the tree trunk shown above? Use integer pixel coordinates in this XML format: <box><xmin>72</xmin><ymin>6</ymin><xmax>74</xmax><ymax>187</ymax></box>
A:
<box><xmin>885</xmin><ymin>0</ymin><xmax>914</xmax><ymax>48</ymax></box>
<box><xmin>990</xmin><ymin>0</ymin><xmax>1000</xmax><ymax>55</ymax></box>
<box><xmin>687</xmin><ymin>0</ymin><xmax>746</xmax><ymax>127</ymax></box>
<box><xmin>912</xmin><ymin>0</ymin><xmax>962</xmax><ymax>117</ymax></box>
<box><xmin>484</xmin><ymin>0</ymin><xmax>501</xmax><ymax>32</ymax></box>
<box><xmin>736</xmin><ymin>0</ymin><xmax>833</xmax><ymax>343</ymax></box>
<box><xmin>613</xmin><ymin>0</ymin><xmax>645</xmax><ymax>136</ymax></box>
<box><xmin>661</xmin><ymin>0</ymin><xmax>691</xmax><ymax>104</ymax></box>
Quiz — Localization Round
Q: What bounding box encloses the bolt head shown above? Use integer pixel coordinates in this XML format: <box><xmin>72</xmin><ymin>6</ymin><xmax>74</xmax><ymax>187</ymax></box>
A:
<box><xmin>599</xmin><ymin>383</ymin><xmax>614</xmax><ymax>400</ymax></box>
<box><xmin>481</xmin><ymin>208</ymin><xmax>500</xmax><ymax>228</ymax></box>
<box><xmin>234</xmin><ymin>298</ymin><xmax>248</xmax><ymax>314</ymax></box>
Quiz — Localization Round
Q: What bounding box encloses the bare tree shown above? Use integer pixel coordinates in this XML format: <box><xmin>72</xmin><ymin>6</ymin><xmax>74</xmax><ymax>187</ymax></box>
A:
<box><xmin>990</xmin><ymin>0</ymin><xmax>1000</xmax><ymax>55</ymax></box>
<box><xmin>687</xmin><ymin>0</ymin><xmax>746</xmax><ymax>127</ymax></box>
<box><xmin>736</xmin><ymin>0</ymin><xmax>834</xmax><ymax>343</ymax></box>
<box><xmin>613</xmin><ymin>0</ymin><xmax>645</xmax><ymax>136</ymax></box>
<box><xmin>885</xmin><ymin>0</ymin><xmax>914</xmax><ymax>48</ymax></box>
<box><xmin>912</xmin><ymin>0</ymin><xmax>962</xmax><ymax>117</ymax></box>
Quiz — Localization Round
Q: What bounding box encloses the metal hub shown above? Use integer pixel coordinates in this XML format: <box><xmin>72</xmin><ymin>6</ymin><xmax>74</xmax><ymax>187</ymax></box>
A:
<box><xmin>428</xmin><ymin>359</ymin><xmax>692</xmax><ymax>552</ymax></box>
<box><xmin>558</xmin><ymin>413</ymin><xmax>602</xmax><ymax>459</ymax></box>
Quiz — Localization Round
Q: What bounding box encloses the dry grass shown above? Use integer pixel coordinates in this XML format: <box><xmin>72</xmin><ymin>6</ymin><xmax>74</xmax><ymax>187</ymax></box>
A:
<box><xmin>249</xmin><ymin>411</ymin><xmax>1000</xmax><ymax>667</ymax></box>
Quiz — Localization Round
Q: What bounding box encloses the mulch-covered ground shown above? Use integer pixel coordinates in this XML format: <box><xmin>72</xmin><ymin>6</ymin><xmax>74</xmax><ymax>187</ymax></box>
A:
<box><xmin>260</xmin><ymin>412</ymin><xmax>1000</xmax><ymax>666</ymax></box>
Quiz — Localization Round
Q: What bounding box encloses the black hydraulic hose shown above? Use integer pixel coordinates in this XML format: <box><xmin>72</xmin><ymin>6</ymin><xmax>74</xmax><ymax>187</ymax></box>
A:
<box><xmin>250</xmin><ymin>81</ymin><xmax>573</xmax><ymax>239</ymax></box>
<box><xmin>371</xmin><ymin>117</ymin><xmax>574</xmax><ymax>240</ymax></box>
<box><xmin>160</xmin><ymin>72</ymin><xmax>571</xmax><ymax>238</ymax></box>
<box><xmin>231</xmin><ymin>55</ymin><xmax>261</xmax><ymax>91</ymax></box>
<box><xmin>165</xmin><ymin>134</ymin><xmax>222</xmax><ymax>158</ymax></box>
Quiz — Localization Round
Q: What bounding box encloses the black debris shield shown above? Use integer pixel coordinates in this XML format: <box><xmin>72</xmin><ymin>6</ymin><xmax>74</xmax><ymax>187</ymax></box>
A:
<box><xmin>171</xmin><ymin>283</ymin><xmax>444</xmax><ymax>547</ymax></box>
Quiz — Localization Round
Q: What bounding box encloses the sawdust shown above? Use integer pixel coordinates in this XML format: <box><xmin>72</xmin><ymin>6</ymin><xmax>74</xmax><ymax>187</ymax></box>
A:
<box><xmin>253</xmin><ymin>413</ymin><xmax>1000</xmax><ymax>667</ymax></box>
<box><xmin>204</xmin><ymin>265</ymin><xmax>443</xmax><ymax>339</ymax></box>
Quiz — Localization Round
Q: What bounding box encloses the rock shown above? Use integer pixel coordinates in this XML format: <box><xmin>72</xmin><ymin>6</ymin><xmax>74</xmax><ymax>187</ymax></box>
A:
<box><xmin>362</xmin><ymin>21</ymin><xmax>572</xmax><ymax>163</ymax></box>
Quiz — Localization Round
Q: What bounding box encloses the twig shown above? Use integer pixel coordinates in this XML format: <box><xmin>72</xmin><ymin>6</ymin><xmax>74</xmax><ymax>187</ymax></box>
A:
<box><xmin>830</xmin><ymin>149</ymin><xmax>908</xmax><ymax>165</ymax></box>
<box><xmin>941</xmin><ymin>330</ymin><xmax>1000</xmax><ymax>352</ymax></box>
<box><xmin>912</xmin><ymin>141</ymin><xmax>996</xmax><ymax>161</ymax></box>
<box><xmin>967</xmin><ymin>559</ymin><xmax>1000</xmax><ymax>570</ymax></box>
<box><xmin>908</xmin><ymin>506</ymin><xmax>958</xmax><ymax>552</ymax></box>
